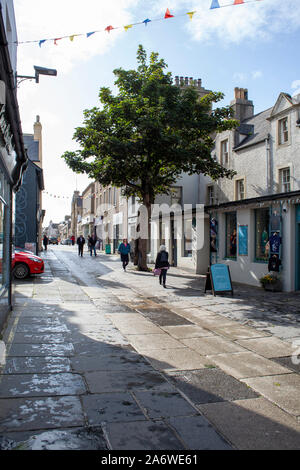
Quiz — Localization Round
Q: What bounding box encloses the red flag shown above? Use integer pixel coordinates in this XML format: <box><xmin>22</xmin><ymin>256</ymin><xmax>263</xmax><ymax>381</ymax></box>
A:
<box><xmin>164</xmin><ymin>8</ymin><xmax>174</xmax><ymax>19</ymax></box>
<box><xmin>105</xmin><ymin>25</ymin><xmax>114</xmax><ymax>33</ymax></box>
<box><xmin>233</xmin><ymin>0</ymin><xmax>244</xmax><ymax>4</ymax></box>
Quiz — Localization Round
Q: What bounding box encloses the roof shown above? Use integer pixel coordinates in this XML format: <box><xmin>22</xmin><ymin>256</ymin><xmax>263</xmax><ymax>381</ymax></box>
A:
<box><xmin>23</xmin><ymin>134</ymin><xmax>39</xmax><ymax>162</ymax></box>
<box><xmin>233</xmin><ymin>107</ymin><xmax>272</xmax><ymax>151</ymax></box>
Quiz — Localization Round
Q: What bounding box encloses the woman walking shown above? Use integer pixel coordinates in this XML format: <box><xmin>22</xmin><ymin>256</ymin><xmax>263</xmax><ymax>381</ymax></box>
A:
<box><xmin>155</xmin><ymin>245</ymin><xmax>170</xmax><ymax>288</ymax></box>
<box><xmin>118</xmin><ymin>238</ymin><xmax>131</xmax><ymax>271</ymax></box>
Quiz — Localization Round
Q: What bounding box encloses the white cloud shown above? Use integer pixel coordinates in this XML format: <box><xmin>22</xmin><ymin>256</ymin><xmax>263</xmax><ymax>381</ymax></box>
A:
<box><xmin>149</xmin><ymin>0</ymin><xmax>300</xmax><ymax>44</ymax></box>
<box><xmin>252</xmin><ymin>70</ymin><xmax>263</xmax><ymax>80</ymax></box>
<box><xmin>291</xmin><ymin>80</ymin><xmax>300</xmax><ymax>96</ymax></box>
<box><xmin>14</xmin><ymin>0</ymin><xmax>139</xmax><ymax>75</ymax></box>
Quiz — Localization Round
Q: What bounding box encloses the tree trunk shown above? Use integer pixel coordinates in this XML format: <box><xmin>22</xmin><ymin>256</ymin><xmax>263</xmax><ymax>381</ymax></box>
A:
<box><xmin>136</xmin><ymin>193</ymin><xmax>152</xmax><ymax>271</ymax></box>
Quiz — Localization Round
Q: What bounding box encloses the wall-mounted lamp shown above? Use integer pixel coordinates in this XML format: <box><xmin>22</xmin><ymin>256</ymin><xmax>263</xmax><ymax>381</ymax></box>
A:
<box><xmin>16</xmin><ymin>65</ymin><xmax>57</xmax><ymax>86</ymax></box>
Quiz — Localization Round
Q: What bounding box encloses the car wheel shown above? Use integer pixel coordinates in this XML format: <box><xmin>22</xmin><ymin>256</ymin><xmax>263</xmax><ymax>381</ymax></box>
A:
<box><xmin>13</xmin><ymin>263</ymin><xmax>30</xmax><ymax>279</ymax></box>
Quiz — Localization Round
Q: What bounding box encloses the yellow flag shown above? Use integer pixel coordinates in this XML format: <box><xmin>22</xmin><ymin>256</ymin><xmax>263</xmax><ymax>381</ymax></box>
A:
<box><xmin>69</xmin><ymin>35</ymin><xmax>75</xmax><ymax>41</ymax></box>
<box><xmin>187</xmin><ymin>11</ymin><xmax>196</xmax><ymax>20</ymax></box>
<box><xmin>124</xmin><ymin>24</ymin><xmax>133</xmax><ymax>31</ymax></box>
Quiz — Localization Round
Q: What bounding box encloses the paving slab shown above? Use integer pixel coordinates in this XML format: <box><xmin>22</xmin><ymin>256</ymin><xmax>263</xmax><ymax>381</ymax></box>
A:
<box><xmin>208</xmin><ymin>351</ymin><xmax>293</xmax><ymax>379</ymax></box>
<box><xmin>104</xmin><ymin>420</ymin><xmax>184</xmax><ymax>450</ymax></box>
<box><xmin>1</xmin><ymin>357</ymin><xmax>72</xmax><ymax>374</ymax></box>
<box><xmin>0</xmin><ymin>396</ymin><xmax>85</xmax><ymax>432</ymax></box>
<box><xmin>181</xmin><ymin>336</ymin><xmax>247</xmax><ymax>355</ymax></box>
<box><xmin>137</xmin><ymin>308</ymin><xmax>193</xmax><ymax>327</ymax></box>
<box><xmin>166</xmin><ymin>369</ymin><xmax>259</xmax><ymax>405</ymax></box>
<box><xmin>109</xmin><ymin>319</ymin><xmax>163</xmax><ymax>335</ymax></box>
<box><xmin>6</xmin><ymin>428</ymin><xmax>108</xmax><ymax>450</ymax></box>
<box><xmin>84</xmin><ymin>370</ymin><xmax>175</xmax><ymax>394</ymax></box>
<box><xmin>143</xmin><ymin>348</ymin><xmax>208</xmax><ymax>371</ymax></box>
<box><xmin>167</xmin><ymin>415</ymin><xmax>233</xmax><ymax>450</ymax></box>
<box><xmin>0</xmin><ymin>373</ymin><xmax>86</xmax><ymax>398</ymax></box>
<box><xmin>198</xmin><ymin>398</ymin><xmax>300</xmax><ymax>450</ymax></box>
<box><xmin>125</xmin><ymin>334</ymin><xmax>183</xmax><ymax>353</ymax></box>
<box><xmin>7</xmin><ymin>343</ymin><xmax>74</xmax><ymax>357</ymax></box>
<box><xmin>236</xmin><ymin>337</ymin><xmax>295</xmax><ymax>358</ymax></box>
<box><xmin>71</xmin><ymin>353</ymin><xmax>154</xmax><ymax>373</ymax></box>
<box><xmin>241</xmin><ymin>374</ymin><xmax>300</xmax><ymax>417</ymax></box>
<box><xmin>134</xmin><ymin>390</ymin><xmax>197</xmax><ymax>419</ymax></box>
<box><xmin>212</xmin><ymin>324</ymin><xmax>270</xmax><ymax>340</ymax></box>
<box><xmin>11</xmin><ymin>333</ymin><xmax>71</xmax><ymax>344</ymax></box>
<box><xmin>161</xmin><ymin>325</ymin><xmax>214</xmax><ymax>339</ymax></box>
<box><xmin>82</xmin><ymin>392</ymin><xmax>147</xmax><ymax>425</ymax></box>
<box><xmin>272</xmin><ymin>356</ymin><xmax>300</xmax><ymax>374</ymax></box>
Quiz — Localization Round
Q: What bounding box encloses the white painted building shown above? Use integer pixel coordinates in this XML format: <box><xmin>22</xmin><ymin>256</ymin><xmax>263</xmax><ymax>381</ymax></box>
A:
<box><xmin>205</xmin><ymin>88</ymin><xmax>300</xmax><ymax>292</ymax></box>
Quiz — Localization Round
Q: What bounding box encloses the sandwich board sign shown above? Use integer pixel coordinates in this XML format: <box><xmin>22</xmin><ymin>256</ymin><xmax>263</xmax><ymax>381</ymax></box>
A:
<box><xmin>205</xmin><ymin>264</ymin><xmax>233</xmax><ymax>296</ymax></box>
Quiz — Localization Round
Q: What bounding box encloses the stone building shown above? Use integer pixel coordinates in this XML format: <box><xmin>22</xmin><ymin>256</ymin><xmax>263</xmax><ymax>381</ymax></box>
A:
<box><xmin>205</xmin><ymin>88</ymin><xmax>300</xmax><ymax>291</ymax></box>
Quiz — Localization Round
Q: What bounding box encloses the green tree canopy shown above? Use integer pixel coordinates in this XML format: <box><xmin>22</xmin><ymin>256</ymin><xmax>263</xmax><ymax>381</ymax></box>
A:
<box><xmin>62</xmin><ymin>44</ymin><xmax>237</xmax><ymax>268</ymax></box>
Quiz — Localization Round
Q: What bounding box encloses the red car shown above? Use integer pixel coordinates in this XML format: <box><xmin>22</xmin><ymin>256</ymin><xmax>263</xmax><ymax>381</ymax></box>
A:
<box><xmin>12</xmin><ymin>248</ymin><xmax>44</xmax><ymax>279</ymax></box>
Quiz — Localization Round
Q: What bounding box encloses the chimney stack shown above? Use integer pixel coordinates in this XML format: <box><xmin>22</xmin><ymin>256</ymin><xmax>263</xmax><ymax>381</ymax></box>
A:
<box><xmin>230</xmin><ymin>88</ymin><xmax>254</xmax><ymax>122</ymax></box>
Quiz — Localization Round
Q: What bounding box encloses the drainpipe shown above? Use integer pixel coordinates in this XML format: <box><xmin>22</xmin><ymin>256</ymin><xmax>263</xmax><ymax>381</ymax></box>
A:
<box><xmin>265</xmin><ymin>134</ymin><xmax>271</xmax><ymax>194</ymax></box>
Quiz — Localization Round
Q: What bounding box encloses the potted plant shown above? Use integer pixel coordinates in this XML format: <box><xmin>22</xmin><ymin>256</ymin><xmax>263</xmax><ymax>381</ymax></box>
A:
<box><xmin>259</xmin><ymin>273</ymin><xmax>282</xmax><ymax>292</ymax></box>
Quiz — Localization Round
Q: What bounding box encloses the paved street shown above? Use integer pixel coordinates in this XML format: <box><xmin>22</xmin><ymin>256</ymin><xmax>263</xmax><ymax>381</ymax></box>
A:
<box><xmin>0</xmin><ymin>245</ymin><xmax>300</xmax><ymax>450</ymax></box>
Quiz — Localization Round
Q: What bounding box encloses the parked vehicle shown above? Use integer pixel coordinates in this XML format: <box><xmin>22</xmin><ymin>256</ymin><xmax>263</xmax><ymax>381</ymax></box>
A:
<box><xmin>12</xmin><ymin>249</ymin><xmax>44</xmax><ymax>279</ymax></box>
<box><xmin>60</xmin><ymin>239</ymin><xmax>72</xmax><ymax>245</ymax></box>
<box><xmin>49</xmin><ymin>237</ymin><xmax>58</xmax><ymax>245</ymax></box>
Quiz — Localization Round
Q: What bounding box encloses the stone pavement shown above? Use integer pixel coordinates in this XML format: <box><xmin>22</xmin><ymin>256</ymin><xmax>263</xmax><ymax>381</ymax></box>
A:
<box><xmin>0</xmin><ymin>245</ymin><xmax>299</xmax><ymax>450</ymax></box>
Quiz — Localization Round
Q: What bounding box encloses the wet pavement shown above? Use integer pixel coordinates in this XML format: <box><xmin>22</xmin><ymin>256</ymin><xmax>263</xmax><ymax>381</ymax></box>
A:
<box><xmin>0</xmin><ymin>245</ymin><xmax>299</xmax><ymax>450</ymax></box>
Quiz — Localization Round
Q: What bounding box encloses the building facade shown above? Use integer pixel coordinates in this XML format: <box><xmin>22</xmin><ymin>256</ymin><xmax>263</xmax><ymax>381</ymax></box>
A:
<box><xmin>205</xmin><ymin>88</ymin><xmax>300</xmax><ymax>292</ymax></box>
<box><xmin>0</xmin><ymin>0</ymin><xmax>28</xmax><ymax>330</ymax></box>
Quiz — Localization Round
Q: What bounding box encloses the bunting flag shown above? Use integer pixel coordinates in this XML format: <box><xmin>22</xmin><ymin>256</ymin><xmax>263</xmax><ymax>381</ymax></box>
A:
<box><xmin>16</xmin><ymin>1</ymin><xmax>265</xmax><ymax>47</ymax></box>
<box><xmin>187</xmin><ymin>11</ymin><xmax>196</xmax><ymax>20</ymax></box>
<box><xmin>164</xmin><ymin>8</ymin><xmax>174</xmax><ymax>19</ymax></box>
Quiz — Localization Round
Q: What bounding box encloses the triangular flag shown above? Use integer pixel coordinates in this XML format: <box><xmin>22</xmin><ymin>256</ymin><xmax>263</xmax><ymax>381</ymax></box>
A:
<box><xmin>39</xmin><ymin>39</ymin><xmax>46</xmax><ymax>47</ymax></box>
<box><xmin>87</xmin><ymin>32</ymin><xmax>95</xmax><ymax>38</ymax></box>
<box><xmin>124</xmin><ymin>24</ymin><xmax>133</xmax><ymax>31</ymax></box>
<box><xmin>234</xmin><ymin>0</ymin><xmax>244</xmax><ymax>4</ymax></box>
<box><xmin>105</xmin><ymin>25</ymin><xmax>114</xmax><ymax>33</ymax></box>
<box><xmin>69</xmin><ymin>35</ymin><xmax>75</xmax><ymax>42</ymax></box>
<box><xmin>187</xmin><ymin>11</ymin><xmax>196</xmax><ymax>20</ymax></box>
<box><xmin>143</xmin><ymin>18</ymin><xmax>151</xmax><ymax>26</ymax></box>
<box><xmin>164</xmin><ymin>8</ymin><xmax>174</xmax><ymax>19</ymax></box>
<box><xmin>210</xmin><ymin>0</ymin><xmax>220</xmax><ymax>9</ymax></box>
<box><xmin>54</xmin><ymin>38</ymin><xmax>62</xmax><ymax>45</ymax></box>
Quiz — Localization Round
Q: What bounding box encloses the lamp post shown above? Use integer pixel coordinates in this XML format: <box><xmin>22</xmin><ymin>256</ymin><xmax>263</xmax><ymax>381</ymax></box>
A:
<box><xmin>16</xmin><ymin>65</ymin><xmax>57</xmax><ymax>86</ymax></box>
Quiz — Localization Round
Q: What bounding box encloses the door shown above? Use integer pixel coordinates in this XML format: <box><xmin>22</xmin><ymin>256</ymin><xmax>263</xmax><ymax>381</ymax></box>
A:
<box><xmin>296</xmin><ymin>223</ymin><xmax>300</xmax><ymax>291</ymax></box>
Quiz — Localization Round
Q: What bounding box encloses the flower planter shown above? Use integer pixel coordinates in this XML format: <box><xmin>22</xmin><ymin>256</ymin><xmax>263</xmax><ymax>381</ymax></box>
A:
<box><xmin>263</xmin><ymin>280</ymin><xmax>282</xmax><ymax>292</ymax></box>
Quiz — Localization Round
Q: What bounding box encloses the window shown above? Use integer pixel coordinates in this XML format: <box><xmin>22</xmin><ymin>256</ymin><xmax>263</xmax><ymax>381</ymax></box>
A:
<box><xmin>255</xmin><ymin>208</ymin><xmax>270</xmax><ymax>262</ymax></box>
<box><xmin>183</xmin><ymin>218</ymin><xmax>193</xmax><ymax>257</ymax></box>
<box><xmin>221</xmin><ymin>139</ymin><xmax>229</xmax><ymax>166</ymax></box>
<box><xmin>236</xmin><ymin>179</ymin><xmax>245</xmax><ymax>200</ymax></box>
<box><xmin>279</xmin><ymin>167</ymin><xmax>291</xmax><ymax>192</ymax></box>
<box><xmin>113</xmin><ymin>187</ymin><xmax>117</xmax><ymax>206</ymax></box>
<box><xmin>278</xmin><ymin>117</ymin><xmax>289</xmax><ymax>145</ymax></box>
<box><xmin>225</xmin><ymin>212</ymin><xmax>237</xmax><ymax>259</ymax></box>
<box><xmin>207</xmin><ymin>185</ymin><xmax>215</xmax><ymax>205</ymax></box>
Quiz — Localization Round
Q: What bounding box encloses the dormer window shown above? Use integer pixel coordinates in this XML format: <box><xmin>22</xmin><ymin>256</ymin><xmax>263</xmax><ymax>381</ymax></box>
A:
<box><xmin>278</xmin><ymin>117</ymin><xmax>289</xmax><ymax>145</ymax></box>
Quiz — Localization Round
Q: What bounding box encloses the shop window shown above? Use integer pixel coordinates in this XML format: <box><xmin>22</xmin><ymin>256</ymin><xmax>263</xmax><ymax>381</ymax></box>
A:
<box><xmin>279</xmin><ymin>167</ymin><xmax>291</xmax><ymax>193</ymax></box>
<box><xmin>278</xmin><ymin>117</ymin><xmax>289</xmax><ymax>145</ymax></box>
<box><xmin>220</xmin><ymin>139</ymin><xmax>229</xmax><ymax>166</ymax></box>
<box><xmin>183</xmin><ymin>218</ymin><xmax>192</xmax><ymax>257</ymax></box>
<box><xmin>255</xmin><ymin>208</ymin><xmax>270</xmax><ymax>262</ymax></box>
<box><xmin>225</xmin><ymin>212</ymin><xmax>237</xmax><ymax>259</ymax></box>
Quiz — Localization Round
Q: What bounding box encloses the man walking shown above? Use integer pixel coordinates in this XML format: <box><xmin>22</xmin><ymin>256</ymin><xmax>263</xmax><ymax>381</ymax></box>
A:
<box><xmin>118</xmin><ymin>238</ymin><xmax>131</xmax><ymax>271</ymax></box>
<box><xmin>43</xmin><ymin>235</ymin><xmax>49</xmax><ymax>251</ymax></box>
<box><xmin>77</xmin><ymin>235</ymin><xmax>85</xmax><ymax>257</ymax></box>
<box><xmin>88</xmin><ymin>235</ymin><xmax>97</xmax><ymax>256</ymax></box>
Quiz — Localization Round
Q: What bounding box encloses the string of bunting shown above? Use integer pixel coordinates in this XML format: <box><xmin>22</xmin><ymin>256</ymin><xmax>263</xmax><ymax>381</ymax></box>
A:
<box><xmin>16</xmin><ymin>1</ymin><xmax>264</xmax><ymax>47</ymax></box>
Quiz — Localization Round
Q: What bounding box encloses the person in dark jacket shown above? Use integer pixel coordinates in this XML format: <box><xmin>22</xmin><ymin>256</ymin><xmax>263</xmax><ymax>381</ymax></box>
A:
<box><xmin>118</xmin><ymin>238</ymin><xmax>131</xmax><ymax>271</ymax></box>
<box><xmin>43</xmin><ymin>235</ymin><xmax>49</xmax><ymax>251</ymax></box>
<box><xmin>88</xmin><ymin>235</ymin><xmax>97</xmax><ymax>256</ymax></box>
<box><xmin>155</xmin><ymin>245</ymin><xmax>170</xmax><ymax>288</ymax></box>
<box><xmin>77</xmin><ymin>235</ymin><xmax>85</xmax><ymax>257</ymax></box>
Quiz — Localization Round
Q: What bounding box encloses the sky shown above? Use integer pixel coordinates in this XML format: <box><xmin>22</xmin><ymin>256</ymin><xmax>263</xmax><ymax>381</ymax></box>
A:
<box><xmin>13</xmin><ymin>0</ymin><xmax>300</xmax><ymax>227</ymax></box>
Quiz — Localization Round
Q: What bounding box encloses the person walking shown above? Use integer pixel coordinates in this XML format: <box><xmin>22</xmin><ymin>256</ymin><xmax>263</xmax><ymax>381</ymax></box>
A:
<box><xmin>43</xmin><ymin>235</ymin><xmax>49</xmax><ymax>251</ymax></box>
<box><xmin>88</xmin><ymin>234</ymin><xmax>97</xmax><ymax>257</ymax></box>
<box><xmin>118</xmin><ymin>238</ymin><xmax>131</xmax><ymax>271</ymax></box>
<box><xmin>71</xmin><ymin>235</ymin><xmax>75</xmax><ymax>246</ymax></box>
<box><xmin>77</xmin><ymin>235</ymin><xmax>85</xmax><ymax>257</ymax></box>
<box><xmin>155</xmin><ymin>245</ymin><xmax>170</xmax><ymax>288</ymax></box>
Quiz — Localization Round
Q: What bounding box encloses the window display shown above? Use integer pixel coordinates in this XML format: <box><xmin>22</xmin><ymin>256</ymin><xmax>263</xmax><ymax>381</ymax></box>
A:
<box><xmin>255</xmin><ymin>208</ymin><xmax>270</xmax><ymax>262</ymax></box>
<box><xmin>226</xmin><ymin>212</ymin><xmax>237</xmax><ymax>259</ymax></box>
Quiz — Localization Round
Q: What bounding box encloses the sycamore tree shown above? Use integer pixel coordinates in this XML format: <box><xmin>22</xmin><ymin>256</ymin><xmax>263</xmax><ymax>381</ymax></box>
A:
<box><xmin>62</xmin><ymin>45</ymin><xmax>237</xmax><ymax>270</ymax></box>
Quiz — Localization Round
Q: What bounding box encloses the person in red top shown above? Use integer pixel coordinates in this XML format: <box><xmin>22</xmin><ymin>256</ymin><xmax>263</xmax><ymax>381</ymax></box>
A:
<box><xmin>71</xmin><ymin>235</ymin><xmax>75</xmax><ymax>246</ymax></box>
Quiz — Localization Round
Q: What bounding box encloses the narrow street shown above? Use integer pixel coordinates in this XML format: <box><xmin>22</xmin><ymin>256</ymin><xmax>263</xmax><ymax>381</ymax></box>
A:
<box><xmin>0</xmin><ymin>245</ymin><xmax>300</xmax><ymax>450</ymax></box>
